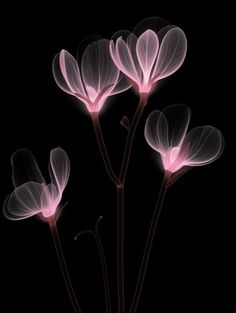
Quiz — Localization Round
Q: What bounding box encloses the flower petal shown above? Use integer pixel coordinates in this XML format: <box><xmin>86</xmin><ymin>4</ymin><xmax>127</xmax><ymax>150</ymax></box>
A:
<box><xmin>52</xmin><ymin>50</ymin><xmax>86</xmax><ymax>96</ymax></box>
<box><xmin>182</xmin><ymin>126</ymin><xmax>224</xmax><ymax>166</ymax></box>
<box><xmin>3</xmin><ymin>182</ymin><xmax>44</xmax><ymax>220</ymax></box>
<box><xmin>162</xmin><ymin>104</ymin><xmax>191</xmax><ymax>147</ymax></box>
<box><xmin>144</xmin><ymin>110</ymin><xmax>169</xmax><ymax>154</ymax></box>
<box><xmin>82</xmin><ymin>39</ymin><xmax>120</xmax><ymax>99</ymax></box>
<box><xmin>11</xmin><ymin>149</ymin><xmax>45</xmax><ymax>188</ymax></box>
<box><xmin>110</xmin><ymin>72</ymin><xmax>131</xmax><ymax>95</ymax></box>
<box><xmin>127</xmin><ymin>33</ymin><xmax>142</xmax><ymax>78</ymax></box>
<box><xmin>152</xmin><ymin>27</ymin><xmax>187</xmax><ymax>81</ymax></box>
<box><xmin>110</xmin><ymin>37</ymin><xmax>139</xmax><ymax>83</ymax></box>
<box><xmin>40</xmin><ymin>184</ymin><xmax>60</xmax><ymax>218</ymax></box>
<box><xmin>49</xmin><ymin>148</ymin><xmax>70</xmax><ymax>193</ymax></box>
<box><xmin>136</xmin><ymin>30</ymin><xmax>159</xmax><ymax>83</ymax></box>
<box><xmin>110</xmin><ymin>32</ymin><xmax>133</xmax><ymax>94</ymax></box>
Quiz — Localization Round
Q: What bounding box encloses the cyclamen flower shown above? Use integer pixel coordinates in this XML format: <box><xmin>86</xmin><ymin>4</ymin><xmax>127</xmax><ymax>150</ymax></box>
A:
<box><xmin>52</xmin><ymin>39</ymin><xmax>130</xmax><ymax>113</ymax></box>
<box><xmin>144</xmin><ymin>104</ymin><xmax>224</xmax><ymax>174</ymax></box>
<box><xmin>110</xmin><ymin>19</ymin><xmax>187</xmax><ymax>95</ymax></box>
<box><xmin>3</xmin><ymin>148</ymin><xmax>70</xmax><ymax>221</ymax></box>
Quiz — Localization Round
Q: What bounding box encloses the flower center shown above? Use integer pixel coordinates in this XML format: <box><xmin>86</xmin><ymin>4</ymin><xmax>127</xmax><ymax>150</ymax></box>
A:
<box><xmin>86</xmin><ymin>85</ymin><xmax>98</xmax><ymax>102</ymax></box>
<box><xmin>162</xmin><ymin>146</ymin><xmax>183</xmax><ymax>173</ymax></box>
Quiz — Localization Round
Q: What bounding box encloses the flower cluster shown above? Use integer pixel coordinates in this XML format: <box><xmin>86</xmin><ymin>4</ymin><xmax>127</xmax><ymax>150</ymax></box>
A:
<box><xmin>3</xmin><ymin>16</ymin><xmax>224</xmax><ymax>313</ymax></box>
<box><xmin>52</xmin><ymin>18</ymin><xmax>187</xmax><ymax>112</ymax></box>
<box><xmin>4</xmin><ymin>17</ymin><xmax>224</xmax><ymax>220</ymax></box>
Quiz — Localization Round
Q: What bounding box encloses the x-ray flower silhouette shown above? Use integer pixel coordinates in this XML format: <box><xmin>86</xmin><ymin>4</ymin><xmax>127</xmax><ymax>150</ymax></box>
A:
<box><xmin>145</xmin><ymin>104</ymin><xmax>224</xmax><ymax>176</ymax></box>
<box><xmin>53</xmin><ymin>39</ymin><xmax>130</xmax><ymax>113</ymax></box>
<box><xmin>110</xmin><ymin>17</ymin><xmax>187</xmax><ymax>95</ymax></box>
<box><xmin>3</xmin><ymin>147</ymin><xmax>70</xmax><ymax>221</ymax></box>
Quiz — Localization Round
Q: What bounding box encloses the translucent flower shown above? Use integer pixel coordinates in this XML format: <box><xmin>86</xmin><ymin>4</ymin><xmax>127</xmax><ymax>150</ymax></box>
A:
<box><xmin>3</xmin><ymin>148</ymin><xmax>70</xmax><ymax>221</ymax></box>
<box><xmin>110</xmin><ymin>17</ymin><xmax>187</xmax><ymax>95</ymax></box>
<box><xmin>144</xmin><ymin>104</ymin><xmax>224</xmax><ymax>175</ymax></box>
<box><xmin>52</xmin><ymin>39</ymin><xmax>130</xmax><ymax>113</ymax></box>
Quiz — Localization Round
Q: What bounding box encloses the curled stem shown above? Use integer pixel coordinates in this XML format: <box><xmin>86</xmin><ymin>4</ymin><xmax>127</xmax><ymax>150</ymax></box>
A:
<box><xmin>75</xmin><ymin>216</ymin><xmax>112</xmax><ymax>313</ymax></box>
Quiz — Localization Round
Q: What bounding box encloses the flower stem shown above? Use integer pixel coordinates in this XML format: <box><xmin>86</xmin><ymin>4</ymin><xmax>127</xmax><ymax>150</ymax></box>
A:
<box><xmin>119</xmin><ymin>93</ymin><xmax>147</xmax><ymax>183</ymax></box>
<box><xmin>116</xmin><ymin>93</ymin><xmax>148</xmax><ymax>313</ymax></box>
<box><xmin>128</xmin><ymin>172</ymin><xmax>170</xmax><ymax>313</ymax></box>
<box><xmin>92</xmin><ymin>93</ymin><xmax>148</xmax><ymax>313</ymax></box>
<box><xmin>91</xmin><ymin>112</ymin><xmax>120</xmax><ymax>186</ymax></box>
<box><xmin>49</xmin><ymin>220</ymin><xmax>82</xmax><ymax>313</ymax></box>
<box><xmin>117</xmin><ymin>184</ymin><xmax>124</xmax><ymax>313</ymax></box>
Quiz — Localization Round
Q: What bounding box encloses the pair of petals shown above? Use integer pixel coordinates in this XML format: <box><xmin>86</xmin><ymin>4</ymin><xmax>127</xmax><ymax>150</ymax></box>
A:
<box><xmin>4</xmin><ymin>148</ymin><xmax>70</xmax><ymax>220</ymax></box>
<box><xmin>110</xmin><ymin>27</ymin><xmax>187</xmax><ymax>93</ymax></box>
<box><xmin>144</xmin><ymin>104</ymin><xmax>224</xmax><ymax>173</ymax></box>
<box><xmin>53</xmin><ymin>39</ymin><xmax>130</xmax><ymax>112</ymax></box>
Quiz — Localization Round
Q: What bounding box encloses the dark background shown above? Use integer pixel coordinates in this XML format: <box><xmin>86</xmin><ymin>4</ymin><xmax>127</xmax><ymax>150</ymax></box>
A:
<box><xmin>0</xmin><ymin>2</ymin><xmax>233</xmax><ymax>312</ymax></box>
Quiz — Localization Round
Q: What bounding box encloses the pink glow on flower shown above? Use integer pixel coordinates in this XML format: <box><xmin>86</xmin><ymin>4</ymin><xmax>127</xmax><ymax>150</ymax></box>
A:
<box><xmin>52</xmin><ymin>39</ymin><xmax>130</xmax><ymax>113</ymax></box>
<box><xmin>144</xmin><ymin>104</ymin><xmax>224</xmax><ymax>173</ymax></box>
<box><xmin>110</xmin><ymin>20</ymin><xmax>187</xmax><ymax>95</ymax></box>
<box><xmin>3</xmin><ymin>148</ymin><xmax>70</xmax><ymax>221</ymax></box>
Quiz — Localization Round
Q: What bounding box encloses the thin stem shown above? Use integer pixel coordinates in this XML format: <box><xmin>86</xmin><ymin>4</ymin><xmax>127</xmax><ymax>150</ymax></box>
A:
<box><xmin>49</xmin><ymin>219</ymin><xmax>82</xmax><ymax>313</ymax></box>
<box><xmin>94</xmin><ymin>228</ymin><xmax>112</xmax><ymax>313</ymax></box>
<box><xmin>75</xmin><ymin>217</ymin><xmax>112</xmax><ymax>313</ymax></box>
<box><xmin>117</xmin><ymin>184</ymin><xmax>124</xmax><ymax>313</ymax></box>
<box><xmin>119</xmin><ymin>93</ymin><xmax>148</xmax><ymax>182</ymax></box>
<box><xmin>91</xmin><ymin>93</ymin><xmax>148</xmax><ymax>313</ymax></box>
<box><xmin>91</xmin><ymin>112</ymin><xmax>120</xmax><ymax>186</ymax></box>
<box><xmin>116</xmin><ymin>93</ymin><xmax>147</xmax><ymax>313</ymax></box>
<box><xmin>129</xmin><ymin>172</ymin><xmax>170</xmax><ymax>313</ymax></box>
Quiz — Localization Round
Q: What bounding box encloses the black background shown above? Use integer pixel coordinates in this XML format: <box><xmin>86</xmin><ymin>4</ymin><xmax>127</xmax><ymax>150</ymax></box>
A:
<box><xmin>0</xmin><ymin>2</ymin><xmax>233</xmax><ymax>312</ymax></box>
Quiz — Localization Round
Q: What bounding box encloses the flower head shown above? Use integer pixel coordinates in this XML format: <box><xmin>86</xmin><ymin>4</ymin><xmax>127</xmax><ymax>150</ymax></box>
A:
<box><xmin>144</xmin><ymin>104</ymin><xmax>224</xmax><ymax>175</ymax></box>
<box><xmin>110</xmin><ymin>17</ymin><xmax>187</xmax><ymax>95</ymax></box>
<box><xmin>3</xmin><ymin>148</ymin><xmax>70</xmax><ymax>221</ymax></box>
<box><xmin>53</xmin><ymin>39</ymin><xmax>130</xmax><ymax>113</ymax></box>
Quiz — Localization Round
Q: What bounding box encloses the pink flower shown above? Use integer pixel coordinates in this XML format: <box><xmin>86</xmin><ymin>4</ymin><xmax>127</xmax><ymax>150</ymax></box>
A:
<box><xmin>110</xmin><ymin>19</ymin><xmax>187</xmax><ymax>95</ymax></box>
<box><xmin>144</xmin><ymin>104</ymin><xmax>224</xmax><ymax>174</ymax></box>
<box><xmin>3</xmin><ymin>148</ymin><xmax>70</xmax><ymax>221</ymax></box>
<box><xmin>52</xmin><ymin>39</ymin><xmax>130</xmax><ymax>113</ymax></box>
